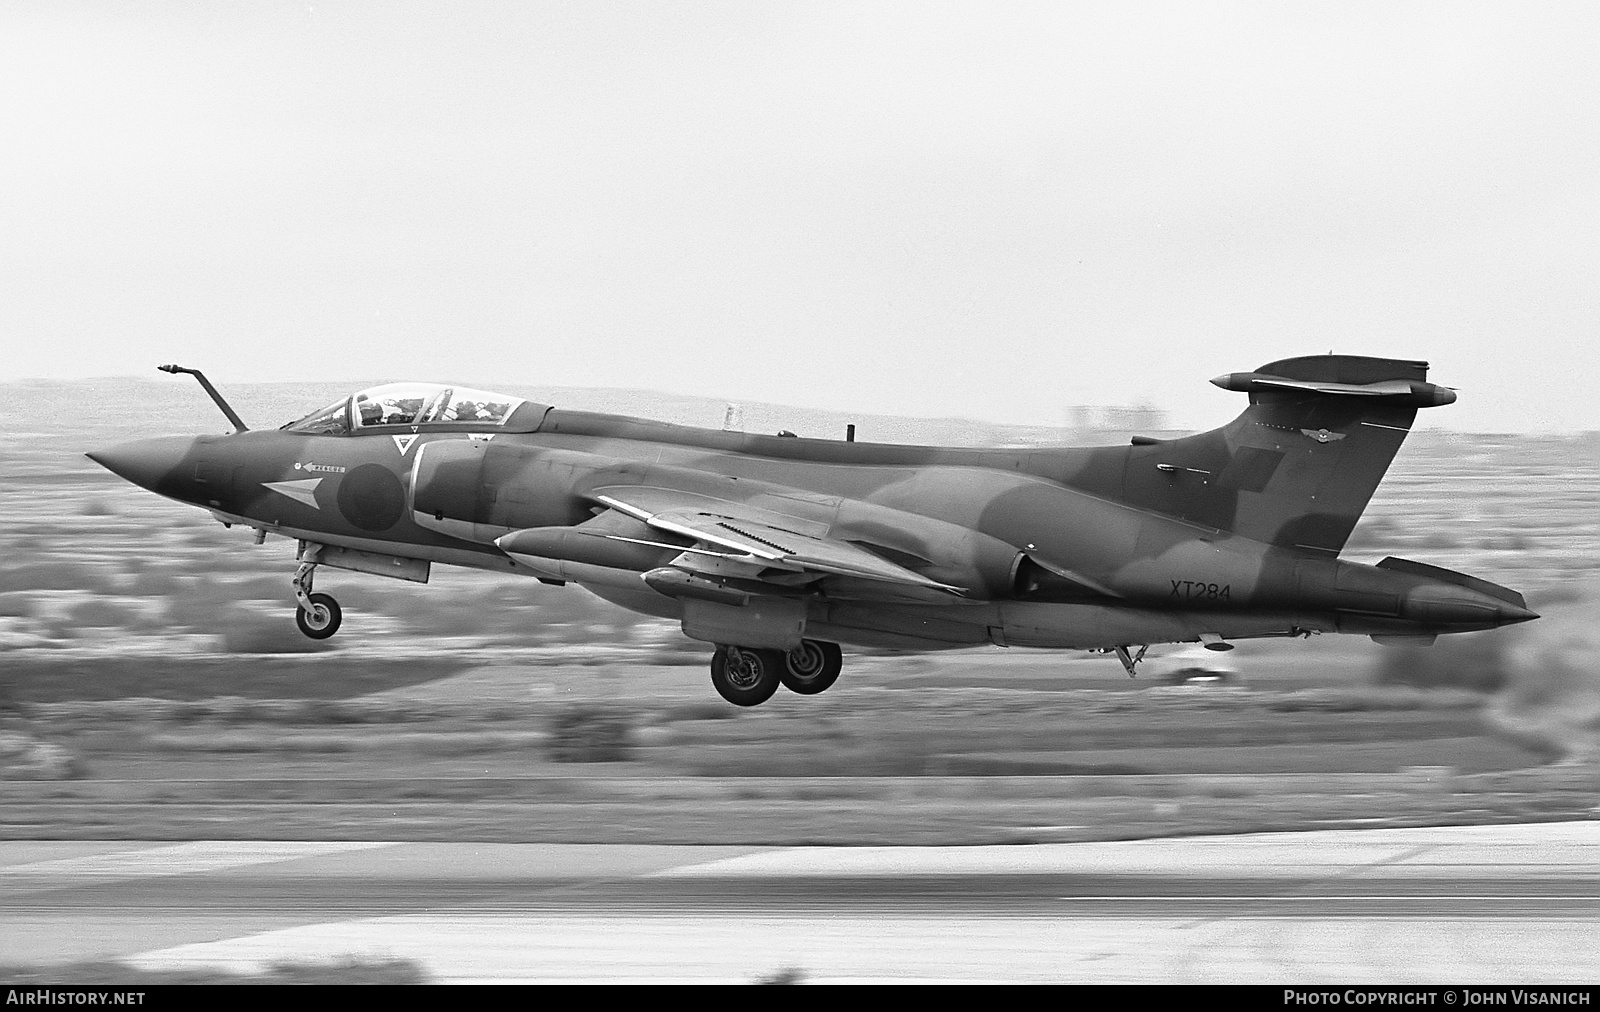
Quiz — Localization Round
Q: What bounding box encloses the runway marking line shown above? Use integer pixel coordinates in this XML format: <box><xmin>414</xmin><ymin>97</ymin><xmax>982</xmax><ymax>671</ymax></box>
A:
<box><xmin>0</xmin><ymin>840</ymin><xmax>398</xmax><ymax>880</ymax></box>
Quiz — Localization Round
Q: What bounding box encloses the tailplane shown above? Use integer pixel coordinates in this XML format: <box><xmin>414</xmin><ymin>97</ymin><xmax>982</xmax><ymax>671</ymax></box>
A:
<box><xmin>1091</xmin><ymin>355</ymin><xmax>1455</xmax><ymax>555</ymax></box>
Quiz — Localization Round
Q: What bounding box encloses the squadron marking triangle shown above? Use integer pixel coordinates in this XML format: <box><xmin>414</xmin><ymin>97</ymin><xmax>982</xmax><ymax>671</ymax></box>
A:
<box><xmin>392</xmin><ymin>435</ymin><xmax>418</xmax><ymax>455</ymax></box>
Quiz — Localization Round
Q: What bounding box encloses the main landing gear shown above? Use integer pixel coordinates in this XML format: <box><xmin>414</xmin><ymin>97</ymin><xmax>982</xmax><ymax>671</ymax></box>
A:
<box><xmin>292</xmin><ymin>543</ymin><xmax>342</xmax><ymax>640</ymax></box>
<box><xmin>710</xmin><ymin>640</ymin><xmax>844</xmax><ymax>707</ymax></box>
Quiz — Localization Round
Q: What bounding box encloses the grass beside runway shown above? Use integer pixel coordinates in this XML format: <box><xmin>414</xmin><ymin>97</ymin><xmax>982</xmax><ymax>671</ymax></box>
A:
<box><xmin>0</xmin><ymin>956</ymin><xmax>427</xmax><ymax>984</ymax></box>
<box><xmin>1</xmin><ymin>656</ymin><xmax>1594</xmax><ymax>845</ymax></box>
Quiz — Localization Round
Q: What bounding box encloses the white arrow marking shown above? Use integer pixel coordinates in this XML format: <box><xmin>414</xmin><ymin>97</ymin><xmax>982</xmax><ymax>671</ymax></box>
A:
<box><xmin>262</xmin><ymin>477</ymin><xmax>323</xmax><ymax>509</ymax></box>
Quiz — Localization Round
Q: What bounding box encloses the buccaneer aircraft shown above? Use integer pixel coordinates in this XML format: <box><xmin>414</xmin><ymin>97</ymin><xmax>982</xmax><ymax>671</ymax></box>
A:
<box><xmin>87</xmin><ymin>356</ymin><xmax>1537</xmax><ymax>705</ymax></box>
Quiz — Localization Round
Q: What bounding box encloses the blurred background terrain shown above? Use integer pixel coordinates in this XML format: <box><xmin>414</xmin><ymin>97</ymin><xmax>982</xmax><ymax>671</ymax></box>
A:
<box><xmin>1</xmin><ymin>378</ymin><xmax>1596</xmax><ymax>842</ymax></box>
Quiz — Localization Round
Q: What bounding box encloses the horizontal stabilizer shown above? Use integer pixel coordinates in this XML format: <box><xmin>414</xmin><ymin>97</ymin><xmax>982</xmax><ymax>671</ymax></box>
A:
<box><xmin>1211</xmin><ymin>372</ymin><xmax>1455</xmax><ymax>407</ymax></box>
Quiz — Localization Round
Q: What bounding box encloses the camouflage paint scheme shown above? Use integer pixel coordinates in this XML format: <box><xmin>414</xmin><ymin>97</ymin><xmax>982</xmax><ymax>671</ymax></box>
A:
<box><xmin>88</xmin><ymin>355</ymin><xmax>1537</xmax><ymax>703</ymax></box>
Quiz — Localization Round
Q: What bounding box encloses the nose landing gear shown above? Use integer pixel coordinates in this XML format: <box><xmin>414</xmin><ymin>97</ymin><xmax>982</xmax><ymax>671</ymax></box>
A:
<box><xmin>295</xmin><ymin>592</ymin><xmax>342</xmax><ymax>639</ymax></box>
<box><xmin>292</xmin><ymin>542</ymin><xmax>342</xmax><ymax>640</ymax></box>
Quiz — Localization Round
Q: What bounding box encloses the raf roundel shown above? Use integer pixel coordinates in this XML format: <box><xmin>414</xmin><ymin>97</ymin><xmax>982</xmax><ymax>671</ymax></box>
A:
<box><xmin>335</xmin><ymin>463</ymin><xmax>406</xmax><ymax>532</ymax></box>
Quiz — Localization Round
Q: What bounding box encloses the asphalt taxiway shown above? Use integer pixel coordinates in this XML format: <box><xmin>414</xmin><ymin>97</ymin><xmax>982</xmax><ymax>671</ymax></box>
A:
<box><xmin>2</xmin><ymin>823</ymin><xmax>1596</xmax><ymax>983</ymax></box>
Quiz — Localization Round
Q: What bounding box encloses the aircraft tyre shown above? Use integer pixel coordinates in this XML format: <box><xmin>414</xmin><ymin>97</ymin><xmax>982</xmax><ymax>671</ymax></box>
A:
<box><xmin>778</xmin><ymin>639</ymin><xmax>842</xmax><ymax>695</ymax></box>
<box><xmin>295</xmin><ymin>593</ymin><xmax>342</xmax><ymax>639</ymax></box>
<box><xmin>710</xmin><ymin>645</ymin><xmax>781</xmax><ymax>707</ymax></box>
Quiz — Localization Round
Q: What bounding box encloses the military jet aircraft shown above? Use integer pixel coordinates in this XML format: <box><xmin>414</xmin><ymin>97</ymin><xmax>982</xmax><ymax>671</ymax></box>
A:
<box><xmin>87</xmin><ymin>355</ymin><xmax>1536</xmax><ymax>705</ymax></box>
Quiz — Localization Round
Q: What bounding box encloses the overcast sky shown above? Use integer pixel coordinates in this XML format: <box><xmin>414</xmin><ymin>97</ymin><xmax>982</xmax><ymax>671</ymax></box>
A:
<box><xmin>3</xmin><ymin>2</ymin><xmax>1598</xmax><ymax>431</ymax></box>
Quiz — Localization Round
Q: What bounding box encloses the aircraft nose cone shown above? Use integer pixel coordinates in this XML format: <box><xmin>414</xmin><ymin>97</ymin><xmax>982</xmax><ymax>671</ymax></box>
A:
<box><xmin>86</xmin><ymin>436</ymin><xmax>196</xmax><ymax>492</ymax></box>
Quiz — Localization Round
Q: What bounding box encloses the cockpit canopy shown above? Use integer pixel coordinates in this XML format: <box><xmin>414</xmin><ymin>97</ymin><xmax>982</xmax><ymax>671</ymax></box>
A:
<box><xmin>282</xmin><ymin>383</ymin><xmax>532</xmax><ymax>435</ymax></box>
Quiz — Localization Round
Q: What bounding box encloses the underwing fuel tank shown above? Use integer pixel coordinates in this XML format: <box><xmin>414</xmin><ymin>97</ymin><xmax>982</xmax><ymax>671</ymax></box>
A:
<box><xmin>496</xmin><ymin>524</ymin><xmax>686</xmax><ymax>574</ymax></box>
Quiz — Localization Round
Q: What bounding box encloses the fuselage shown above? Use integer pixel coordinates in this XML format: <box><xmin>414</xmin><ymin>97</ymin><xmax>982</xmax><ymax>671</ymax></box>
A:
<box><xmin>87</xmin><ymin>390</ymin><xmax>1537</xmax><ymax>655</ymax></box>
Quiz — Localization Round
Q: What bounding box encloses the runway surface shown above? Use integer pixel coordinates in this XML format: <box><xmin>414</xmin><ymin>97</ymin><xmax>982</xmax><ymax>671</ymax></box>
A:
<box><xmin>2</xmin><ymin>823</ymin><xmax>1596</xmax><ymax>983</ymax></box>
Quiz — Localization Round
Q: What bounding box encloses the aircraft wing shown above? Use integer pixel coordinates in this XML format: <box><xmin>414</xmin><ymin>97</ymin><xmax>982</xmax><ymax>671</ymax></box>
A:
<box><xmin>589</xmin><ymin>486</ymin><xmax>962</xmax><ymax>593</ymax></box>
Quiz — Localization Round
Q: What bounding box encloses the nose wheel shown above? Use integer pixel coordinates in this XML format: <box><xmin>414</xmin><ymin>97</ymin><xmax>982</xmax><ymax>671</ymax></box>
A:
<box><xmin>295</xmin><ymin>592</ymin><xmax>342</xmax><ymax>639</ymax></box>
<box><xmin>291</xmin><ymin>543</ymin><xmax>343</xmax><ymax>640</ymax></box>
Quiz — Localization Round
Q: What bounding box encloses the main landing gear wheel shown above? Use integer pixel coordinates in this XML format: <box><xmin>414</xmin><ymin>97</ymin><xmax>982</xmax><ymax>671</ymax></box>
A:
<box><xmin>295</xmin><ymin>592</ymin><xmax>342</xmax><ymax>639</ymax></box>
<box><xmin>778</xmin><ymin>639</ymin><xmax>842</xmax><ymax>695</ymax></box>
<box><xmin>710</xmin><ymin>645</ymin><xmax>782</xmax><ymax>707</ymax></box>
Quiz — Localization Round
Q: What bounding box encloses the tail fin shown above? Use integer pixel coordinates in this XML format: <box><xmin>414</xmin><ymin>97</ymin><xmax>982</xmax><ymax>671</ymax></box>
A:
<box><xmin>1096</xmin><ymin>355</ymin><xmax>1455</xmax><ymax>555</ymax></box>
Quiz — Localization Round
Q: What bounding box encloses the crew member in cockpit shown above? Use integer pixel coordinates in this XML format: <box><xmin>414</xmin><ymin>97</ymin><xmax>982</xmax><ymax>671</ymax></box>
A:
<box><xmin>382</xmin><ymin>398</ymin><xmax>423</xmax><ymax>425</ymax></box>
